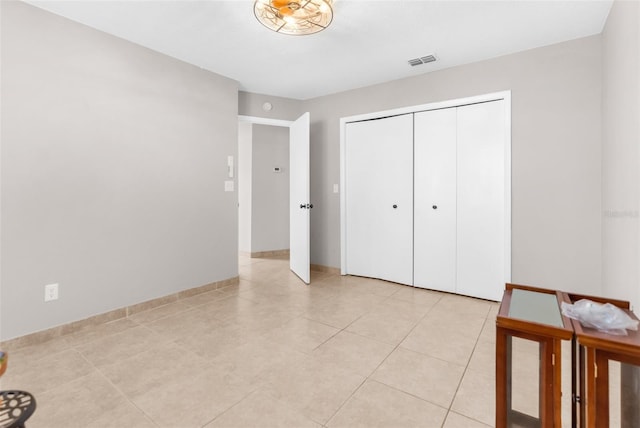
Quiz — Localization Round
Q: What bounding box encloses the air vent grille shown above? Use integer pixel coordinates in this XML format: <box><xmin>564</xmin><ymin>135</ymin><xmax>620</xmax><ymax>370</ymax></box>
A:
<box><xmin>408</xmin><ymin>54</ymin><xmax>437</xmax><ymax>67</ymax></box>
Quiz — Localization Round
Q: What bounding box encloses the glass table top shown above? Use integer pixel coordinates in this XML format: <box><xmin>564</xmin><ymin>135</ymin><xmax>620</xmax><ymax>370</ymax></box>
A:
<box><xmin>508</xmin><ymin>288</ymin><xmax>564</xmax><ymax>327</ymax></box>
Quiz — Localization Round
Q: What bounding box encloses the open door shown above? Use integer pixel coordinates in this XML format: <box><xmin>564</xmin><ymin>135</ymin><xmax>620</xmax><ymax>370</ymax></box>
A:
<box><xmin>289</xmin><ymin>112</ymin><xmax>311</xmax><ymax>283</ymax></box>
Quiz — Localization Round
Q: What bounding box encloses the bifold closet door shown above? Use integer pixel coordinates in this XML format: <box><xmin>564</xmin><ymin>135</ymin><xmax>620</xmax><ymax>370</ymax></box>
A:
<box><xmin>414</xmin><ymin>108</ymin><xmax>457</xmax><ymax>293</ymax></box>
<box><xmin>456</xmin><ymin>100</ymin><xmax>506</xmax><ymax>301</ymax></box>
<box><xmin>345</xmin><ymin>114</ymin><xmax>414</xmax><ymax>285</ymax></box>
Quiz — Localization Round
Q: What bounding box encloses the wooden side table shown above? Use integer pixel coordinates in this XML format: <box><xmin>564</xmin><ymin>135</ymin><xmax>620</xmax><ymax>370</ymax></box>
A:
<box><xmin>496</xmin><ymin>283</ymin><xmax>574</xmax><ymax>427</ymax></box>
<box><xmin>568</xmin><ymin>294</ymin><xmax>640</xmax><ymax>428</ymax></box>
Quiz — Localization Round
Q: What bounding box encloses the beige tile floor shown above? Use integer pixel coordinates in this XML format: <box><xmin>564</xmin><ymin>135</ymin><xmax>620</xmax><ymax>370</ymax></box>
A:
<box><xmin>1</xmin><ymin>255</ymin><xmax>610</xmax><ymax>427</ymax></box>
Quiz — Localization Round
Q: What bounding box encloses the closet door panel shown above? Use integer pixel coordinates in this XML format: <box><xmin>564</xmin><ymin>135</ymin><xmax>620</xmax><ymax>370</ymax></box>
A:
<box><xmin>345</xmin><ymin>114</ymin><xmax>414</xmax><ymax>285</ymax></box>
<box><xmin>414</xmin><ymin>108</ymin><xmax>457</xmax><ymax>293</ymax></box>
<box><xmin>456</xmin><ymin>101</ymin><xmax>506</xmax><ymax>301</ymax></box>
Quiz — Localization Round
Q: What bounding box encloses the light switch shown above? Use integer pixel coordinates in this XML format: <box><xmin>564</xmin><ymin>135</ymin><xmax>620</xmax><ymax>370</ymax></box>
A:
<box><xmin>224</xmin><ymin>180</ymin><xmax>234</xmax><ymax>192</ymax></box>
<box><xmin>333</xmin><ymin>184</ymin><xmax>339</xmax><ymax>193</ymax></box>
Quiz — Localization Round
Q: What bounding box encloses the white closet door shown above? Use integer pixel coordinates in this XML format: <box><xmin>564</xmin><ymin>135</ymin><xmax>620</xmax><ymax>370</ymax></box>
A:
<box><xmin>456</xmin><ymin>100</ymin><xmax>506</xmax><ymax>301</ymax></box>
<box><xmin>414</xmin><ymin>108</ymin><xmax>457</xmax><ymax>293</ymax></box>
<box><xmin>345</xmin><ymin>114</ymin><xmax>414</xmax><ymax>285</ymax></box>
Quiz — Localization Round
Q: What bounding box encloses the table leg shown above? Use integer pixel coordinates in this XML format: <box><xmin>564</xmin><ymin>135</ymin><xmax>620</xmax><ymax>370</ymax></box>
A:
<box><xmin>496</xmin><ymin>327</ymin><xmax>511</xmax><ymax>428</ymax></box>
<box><xmin>585</xmin><ymin>347</ymin><xmax>596</xmax><ymax>428</ymax></box>
<box><xmin>553</xmin><ymin>339</ymin><xmax>563</xmax><ymax>427</ymax></box>
<box><xmin>595</xmin><ymin>350</ymin><xmax>610</xmax><ymax>428</ymax></box>
<box><xmin>540</xmin><ymin>338</ymin><xmax>555</xmax><ymax>426</ymax></box>
<box><xmin>579</xmin><ymin>345</ymin><xmax>586</xmax><ymax>428</ymax></box>
<box><xmin>572</xmin><ymin>337</ymin><xmax>577</xmax><ymax>428</ymax></box>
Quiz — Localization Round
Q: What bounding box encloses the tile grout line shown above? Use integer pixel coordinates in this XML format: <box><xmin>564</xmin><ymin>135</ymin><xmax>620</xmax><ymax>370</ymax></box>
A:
<box><xmin>300</xmin><ymin>289</ymin><xmax>409</xmax><ymax>425</ymax></box>
<box><xmin>444</xmin><ymin>309</ymin><xmax>495</xmax><ymax>427</ymax></box>
<box><xmin>10</xmin><ymin>256</ymin><xmax>501</xmax><ymax>428</ymax></box>
<box><xmin>323</xmin><ymin>292</ymin><xmax>447</xmax><ymax>426</ymax></box>
<box><xmin>75</xmin><ymin>346</ymin><xmax>161</xmax><ymax>427</ymax></box>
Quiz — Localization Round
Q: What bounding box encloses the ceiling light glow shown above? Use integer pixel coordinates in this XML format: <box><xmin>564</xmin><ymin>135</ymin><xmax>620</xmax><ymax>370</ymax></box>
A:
<box><xmin>254</xmin><ymin>0</ymin><xmax>333</xmax><ymax>36</ymax></box>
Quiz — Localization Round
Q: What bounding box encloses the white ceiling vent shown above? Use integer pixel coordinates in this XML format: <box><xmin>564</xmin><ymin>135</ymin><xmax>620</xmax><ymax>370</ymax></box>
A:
<box><xmin>408</xmin><ymin>54</ymin><xmax>436</xmax><ymax>67</ymax></box>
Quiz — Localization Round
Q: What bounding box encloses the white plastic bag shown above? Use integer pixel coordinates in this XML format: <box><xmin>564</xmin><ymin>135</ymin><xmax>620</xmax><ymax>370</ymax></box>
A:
<box><xmin>561</xmin><ymin>299</ymin><xmax>639</xmax><ymax>336</ymax></box>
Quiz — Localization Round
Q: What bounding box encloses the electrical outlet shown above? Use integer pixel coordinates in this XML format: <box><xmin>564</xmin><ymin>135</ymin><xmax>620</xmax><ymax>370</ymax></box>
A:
<box><xmin>44</xmin><ymin>283</ymin><xmax>59</xmax><ymax>302</ymax></box>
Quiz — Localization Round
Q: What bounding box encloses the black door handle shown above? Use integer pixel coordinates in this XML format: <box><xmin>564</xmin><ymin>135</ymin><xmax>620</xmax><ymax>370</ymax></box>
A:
<box><xmin>300</xmin><ymin>204</ymin><xmax>306</xmax><ymax>209</ymax></box>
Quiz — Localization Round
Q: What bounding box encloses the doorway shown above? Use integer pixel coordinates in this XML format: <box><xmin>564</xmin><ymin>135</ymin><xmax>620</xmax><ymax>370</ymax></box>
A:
<box><xmin>237</xmin><ymin>113</ymin><xmax>311</xmax><ymax>283</ymax></box>
<box><xmin>238</xmin><ymin>121</ymin><xmax>290</xmax><ymax>257</ymax></box>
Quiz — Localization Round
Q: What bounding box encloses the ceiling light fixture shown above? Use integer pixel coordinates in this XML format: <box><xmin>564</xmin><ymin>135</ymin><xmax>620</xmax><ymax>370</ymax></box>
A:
<box><xmin>254</xmin><ymin>0</ymin><xmax>333</xmax><ymax>36</ymax></box>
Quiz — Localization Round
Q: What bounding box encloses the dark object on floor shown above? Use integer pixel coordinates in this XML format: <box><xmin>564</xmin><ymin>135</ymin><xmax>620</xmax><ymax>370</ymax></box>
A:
<box><xmin>0</xmin><ymin>390</ymin><xmax>37</xmax><ymax>428</ymax></box>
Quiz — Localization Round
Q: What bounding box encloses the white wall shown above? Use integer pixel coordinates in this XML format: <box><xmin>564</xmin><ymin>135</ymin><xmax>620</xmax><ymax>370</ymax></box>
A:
<box><xmin>250</xmin><ymin>125</ymin><xmax>290</xmax><ymax>253</ymax></box>
<box><xmin>0</xmin><ymin>1</ymin><xmax>239</xmax><ymax>340</ymax></box>
<box><xmin>601</xmin><ymin>0</ymin><xmax>640</xmax><ymax>309</ymax></box>
<box><xmin>238</xmin><ymin>122</ymin><xmax>252</xmax><ymax>253</ymax></box>
<box><xmin>239</xmin><ymin>92</ymin><xmax>303</xmax><ymax>122</ymax></box>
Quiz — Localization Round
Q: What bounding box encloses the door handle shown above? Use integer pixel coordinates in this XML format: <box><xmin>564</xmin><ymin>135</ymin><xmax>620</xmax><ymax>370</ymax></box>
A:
<box><xmin>393</xmin><ymin>204</ymin><xmax>398</xmax><ymax>209</ymax></box>
<box><xmin>300</xmin><ymin>204</ymin><xmax>314</xmax><ymax>209</ymax></box>
<box><xmin>432</xmin><ymin>205</ymin><xmax>438</xmax><ymax>210</ymax></box>
<box><xmin>300</xmin><ymin>204</ymin><xmax>306</xmax><ymax>209</ymax></box>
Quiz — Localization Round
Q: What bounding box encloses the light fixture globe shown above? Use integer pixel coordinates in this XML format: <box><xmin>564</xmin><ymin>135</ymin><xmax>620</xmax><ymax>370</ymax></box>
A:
<box><xmin>254</xmin><ymin>0</ymin><xmax>333</xmax><ymax>35</ymax></box>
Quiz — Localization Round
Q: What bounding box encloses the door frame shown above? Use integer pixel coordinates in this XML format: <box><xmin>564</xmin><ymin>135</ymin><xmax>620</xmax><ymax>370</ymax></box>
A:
<box><xmin>339</xmin><ymin>91</ymin><xmax>512</xmax><ymax>284</ymax></box>
<box><xmin>237</xmin><ymin>114</ymin><xmax>311</xmax><ymax>283</ymax></box>
<box><xmin>239</xmin><ymin>116</ymin><xmax>294</xmax><ymax>128</ymax></box>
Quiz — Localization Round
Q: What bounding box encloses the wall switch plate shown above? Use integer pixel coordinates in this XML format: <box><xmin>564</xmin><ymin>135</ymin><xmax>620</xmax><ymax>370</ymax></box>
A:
<box><xmin>44</xmin><ymin>283</ymin><xmax>59</xmax><ymax>302</ymax></box>
<box><xmin>333</xmin><ymin>184</ymin><xmax>339</xmax><ymax>193</ymax></box>
<box><xmin>224</xmin><ymin>180</ymin><xmax>234</xmax><ymax>192</ymax></box>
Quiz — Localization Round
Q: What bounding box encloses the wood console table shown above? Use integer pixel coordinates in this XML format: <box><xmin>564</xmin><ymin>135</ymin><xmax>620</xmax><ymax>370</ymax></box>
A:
<box><xmin>496</xmin><ymin>284</ymin><xmax>574</xmax><ymax>427</ymax></box>
<box><xmin>568</xmin><ymin>294</ymin><xmax>640</xmax><ymax>428</ymax></box>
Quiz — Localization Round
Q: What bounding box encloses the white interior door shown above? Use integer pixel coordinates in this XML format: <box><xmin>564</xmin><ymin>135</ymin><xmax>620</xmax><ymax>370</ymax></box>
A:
<box><xmin>414</xmin><ymin>108</ymin><xmax>457</xmax><ymax>293</ymax></box>
<box><xmin>345</xmin><ymin>114</ymin><xmax>414</xmax><ymax>285</ymax></box>
<box><xmin>289</xmin><ymin>112</ymin><xmax>311</xmax><ymax>283</ymax></box>
<box><xmin>456</xmin><ymin>101</ymin><xmax>506</xmax><ymax>300</ymax></box>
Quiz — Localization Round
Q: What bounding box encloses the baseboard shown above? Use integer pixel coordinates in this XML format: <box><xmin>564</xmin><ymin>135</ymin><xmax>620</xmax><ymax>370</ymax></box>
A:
<box><xmin>311</xmin><ymin>264</ymin><xmax>340</xmax><ymax>275</ymax></box>
<box><xmin>1</xmin><ymin>276</ymin><xmax>240</xmax><ymax>350</ymax></box>
<box><xmin>250</xmin><ymin>249</ymin><xmax>290</xmax><ymax>258</ymax></box>
<box><xmin>245</xmin><ymin>252</ymin><xmax>338</xmax><ymax>276</ymax></box>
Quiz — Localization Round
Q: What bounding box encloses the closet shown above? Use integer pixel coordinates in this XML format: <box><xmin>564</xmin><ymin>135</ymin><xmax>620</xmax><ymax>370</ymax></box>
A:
<box><xmin>341</xmin><ymin>92</ymin><xmax>510</xmax><ymax>301</ymax></box>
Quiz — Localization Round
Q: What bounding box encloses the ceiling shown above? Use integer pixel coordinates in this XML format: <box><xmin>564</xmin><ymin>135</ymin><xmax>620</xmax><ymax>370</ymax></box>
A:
<box><xmin>26</xmin><ymin>0</ymin><xmax>613</xmax><ymax>100</ymax></box>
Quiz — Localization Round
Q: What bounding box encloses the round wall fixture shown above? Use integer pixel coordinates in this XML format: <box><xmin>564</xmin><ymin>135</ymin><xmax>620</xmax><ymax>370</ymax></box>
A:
<box><xmin>262</xmin><ymin>102</ymin><xmax>273</xmax><ymax>112</ymax></box>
